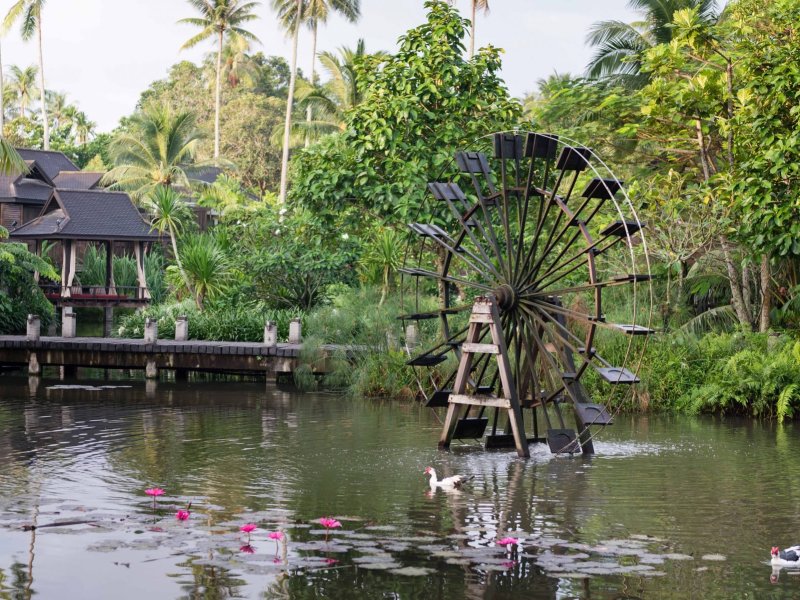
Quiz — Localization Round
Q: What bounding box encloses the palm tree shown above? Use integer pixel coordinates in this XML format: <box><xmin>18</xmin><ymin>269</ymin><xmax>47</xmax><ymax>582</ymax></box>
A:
<box><xmin>103</xmin><ymin>103</ymin><xmax>208</xmax><ymax>199</ymax></box>
<box><xmin>7</xmin><ymin>65</ymin><xmax>37</xmax><ymax>118</ymax></box>
<box><xmin>204</xmin><ymin>35</ymin><xmax>258</xmax><ymax>89</ymax></box>
<box><xmin>3</xmin><ymin>0</ymin><xmax>50</xmax><ymax>148</ymax></box>
<box><xmin>0</xmin><ymin>137</ymin><xmax>26</xmax><ymax>174</ymax></box>
<box><xmin>293</xmin><ymin>40</ymin><xmax>381</xmax><ymax>139</ymax></box>
<box><xmin>45</xmin><ymin>90</ymin><xmax>69</xmax><ymax>130</ymax></box>
<box><xmin>586</xmin><ymin>0</ymin><xmax>719</xmax><ymax>86</ymax></box>
<box><xmin>273</xmin><ymin>0</ymin><xmax>359</xmax><ymax>145</ymax></box>
<box><xmin>143</xmin><ymin>185</ymin><xmax>194</xmax><ymax>300</ymax></box>
<box><xmin>70</xmin><ymin>110</ymin><xmax>95</xmax><ymax>145</ymax></box>
<box><xmin>274</xmin><ymin>0</ymin><xmax>302</xmax><ymax>203</ymax></box>
<box><xmin>446</xmin><ymin>0</ymin><xmax>488</xmax><ymax>58</ymax></box>
<box><xmin>179</xmin><ymin>0</ymin><xmax>260</xmax><ymax>161</ymax></box>
<box><xmin>0</xmin><ymin>39</ymin><xmax>5</xmax><ymax>132</ymax></box>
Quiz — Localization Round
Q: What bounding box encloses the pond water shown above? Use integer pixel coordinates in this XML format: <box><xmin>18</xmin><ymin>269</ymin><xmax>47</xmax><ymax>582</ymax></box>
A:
<box><xmin>0</xmin><ymin>373</ymin><xmax>797</xmax><ymax>599</ymax></box>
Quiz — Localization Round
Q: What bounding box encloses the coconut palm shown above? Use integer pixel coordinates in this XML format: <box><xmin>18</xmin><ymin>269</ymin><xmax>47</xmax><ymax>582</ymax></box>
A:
<box><xmin>446</xmin><ymin>0</ymin><xmax>488</xmax><ymax>58</ymax></box>
<box><xmin>586</xmin><ymin>0</ymin><xmax>719</xmax><ymax>87</ymax></box>
<box><xmin>143</xmin><ymin>185</ymin><xmax>194</xmax><ymax>297</ymax></box>
<box><xmin>70</xmin><ymin>110</ymin><xmax>95</xmax><ymax>145</ymax></box>
<box><xmin>7</xmin><ymin>64</ymin><xmax>37</xmax><ymax>118</ymax></box>
<box><xmin>273</xmin><ymin>0</ymin><xmax>359</xmax><ymax>145</ymax></box>
<box><xmin>293</xmin><ymin>40</ymin><xmax>382</xmax><ymax>140</ymax></box>
<box><xmin>3</xmin><ymin>0</ymin><xmax>50</xmax><ymax>148</ymax></box>
<box><xmin>104</xmin><ymin>103</ymin><xmax>208</xmax><ymax>199</ymax></box>
<box><xmin>45</xmin><ymin>90</ymin><xmax>69</xmax><ymax>130</ymax></box>
<box><xmin>179</xmin><ymin>0</ymin><xmax>260</xmax><ymax>161</ymax></box>
<box><xmin>0</xmin><ymin>39</ymin><xmax>5</xmax><ymax>132</ymax></box>
<box><xmin>204</xmin><ymin>35</ymin><xmax>258</xmax><ymax>89</ymax></box>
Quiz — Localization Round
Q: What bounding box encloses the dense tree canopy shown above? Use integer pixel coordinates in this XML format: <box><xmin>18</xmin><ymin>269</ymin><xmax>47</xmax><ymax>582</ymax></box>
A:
<box><xmin>290</xmin><ymin>0</ymin><xmax>521</xmax><ymax>230</ymax></box>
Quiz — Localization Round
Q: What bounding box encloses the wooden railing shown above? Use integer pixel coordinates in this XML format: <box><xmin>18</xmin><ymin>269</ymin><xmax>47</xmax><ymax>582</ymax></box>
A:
<box><xmin>39</xmin><ymin>284</ymin><xmax>151</xmax><ymax>303</ymax></box>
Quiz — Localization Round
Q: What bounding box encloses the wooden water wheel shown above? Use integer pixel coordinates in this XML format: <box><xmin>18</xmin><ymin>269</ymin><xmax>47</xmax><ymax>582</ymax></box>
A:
<box><xmin>400</xmin><ymin>131</ymin><xmax>653</xmax><ymax>455</ymax></box>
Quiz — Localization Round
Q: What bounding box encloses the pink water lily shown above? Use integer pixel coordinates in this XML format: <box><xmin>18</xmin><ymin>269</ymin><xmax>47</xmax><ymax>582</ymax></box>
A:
<box><xmin>240</xmin><ymin>544</ymin><xmax>255</xmax><ymax>554</ymax></box>
<box><xmin>240</xmin><ymin>523</ymin><xmax>257</xmax><ymax>543</ymax></box>
<box><xmin>318</xmin><ymin>517</ymin><xmax>342</xmax><ymax>542</ymax></box>
<box><xmin>176</xmin><ymin>510</ymin><xmax>190</xmax><ymax>521</ymax></box>
<box><xmin>497</xmin><ymin>537</ymin><xmax>519</xmax><ymax>546</ymax></box>
<box><xmin>145</xmin><ymin>487</ymin><xmax>165</xmax><ymax>509</ymax></box>
<box><xmin>324</xmin><ymin>558</ymin><xmax>339</xmax><ymax>566</ymax></box>
<box><xmin>269</xmin><ymin>530</ymin><xmax>285</xmax><ymax>554</ymax></box>
<box><xmin>318</xmin><ymin>517</ymin><xmax>341</xmax><ymax>530</ymax></box>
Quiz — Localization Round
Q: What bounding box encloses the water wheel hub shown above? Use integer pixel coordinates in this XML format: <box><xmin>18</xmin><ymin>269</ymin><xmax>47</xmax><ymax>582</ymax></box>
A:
<box><xmin>494</xmin><ymin>284</ymin><xmax>518</xmax><ymax>312</ymax></box>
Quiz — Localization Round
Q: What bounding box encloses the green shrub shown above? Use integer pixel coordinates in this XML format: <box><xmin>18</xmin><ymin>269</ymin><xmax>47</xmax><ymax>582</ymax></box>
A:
<box><xmin>116</xmin><ymin>299</ymin><xmax>303</xmax><ymax>342</ymax></box>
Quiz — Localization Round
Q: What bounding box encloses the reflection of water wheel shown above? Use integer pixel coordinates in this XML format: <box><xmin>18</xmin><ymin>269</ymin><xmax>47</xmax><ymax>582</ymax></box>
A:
<box><xmin>400</xmin><ymin>132</ymin><xmax>653</xmax><ymax>455</ymax></box>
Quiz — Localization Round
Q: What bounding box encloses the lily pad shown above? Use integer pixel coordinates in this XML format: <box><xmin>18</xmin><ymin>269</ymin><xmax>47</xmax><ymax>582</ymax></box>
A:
<box><xmin>389</xmin><ymin>567</ymin><xmax>434</xmax><ymax>576</ymax></box>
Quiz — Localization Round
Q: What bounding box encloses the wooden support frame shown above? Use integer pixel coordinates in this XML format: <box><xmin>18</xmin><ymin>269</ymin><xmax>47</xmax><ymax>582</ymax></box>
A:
<box><xmin>439</xmin><ymin>296</ymin><xmax>530</xmax><ymax>458</ymax></box>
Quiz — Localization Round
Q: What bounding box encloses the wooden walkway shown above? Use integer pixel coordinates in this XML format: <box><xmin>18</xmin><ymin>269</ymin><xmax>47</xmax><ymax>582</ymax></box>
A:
<box><xmin>0</xmin><ymin>336</ymin><xmax>342</xmax><ymax>377</ymax></box>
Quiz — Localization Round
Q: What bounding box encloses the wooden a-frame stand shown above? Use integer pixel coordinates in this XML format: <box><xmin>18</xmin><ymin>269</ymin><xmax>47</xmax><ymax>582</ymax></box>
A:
<box><xmin>438</xmin><ymin>296</ymin><xmax>530</xmax><ymax>458</ymax></box>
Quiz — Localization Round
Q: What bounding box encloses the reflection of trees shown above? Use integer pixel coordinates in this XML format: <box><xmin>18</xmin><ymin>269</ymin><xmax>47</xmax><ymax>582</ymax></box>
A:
<box><xmin>175</xmin><ymin>558</ymin><xmax>246</xmax><ymax>600</ymax></box>
<box><xmin>0</xmin><ymin>561</ymin><xmax>32</xmax><ymax>599</ymax></box>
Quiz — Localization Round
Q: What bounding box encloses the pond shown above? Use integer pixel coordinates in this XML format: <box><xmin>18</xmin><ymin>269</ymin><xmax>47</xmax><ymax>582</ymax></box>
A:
<box><xmin>0</xmin><ymin>373</ymin><xmax>797</xmax><ymax>599</ymax></box>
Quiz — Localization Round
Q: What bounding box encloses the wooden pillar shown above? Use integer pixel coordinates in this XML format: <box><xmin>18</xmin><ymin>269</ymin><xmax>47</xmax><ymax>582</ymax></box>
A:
<box><xmin>33</xmin><ymin>240</ymin><xmax>41</xmax><ymax>283</ymax></box>
<box><xmin>134</xmin><ymin>241</ymin><xmax>150</xmax><ymax>299</ymax></box>
<box><xmin>105</xmin><ymin>241</ymin><xmax>114</xmax><ymax>294</ymax></box>
<box><xmin>103</xmin><ymin>307</ymin><xmax>114</xmax><ymax>338</ymax></box>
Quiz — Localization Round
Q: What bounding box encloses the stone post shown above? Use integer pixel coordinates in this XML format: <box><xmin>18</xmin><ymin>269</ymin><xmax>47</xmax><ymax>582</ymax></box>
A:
<box><xmin>175</xmin><ymin>316</ymin><xmax>188</xmax><ymax>341</ymax></box>
<box><xmin>264</xmin><ymin>321</ymin><xmax>277</xmax><ymax>347</ymax></box>
<box><xmin>144</xmin><ymin>318</ymin><xmax>158</xmax><ymax>343</ymax></box>
<box><xmin>62</xmin><ymin>307</ymin><xmax>76</xmax><ymax>338</ymax></box>
<box><xmin>288</xmin><ymin>319</ymin><xmax>302</xmax><ymax>344</ymax></box>
<box><xmin>405</xmin><ymin>323</ymin><xmax>418</xmax><ymax>351</ymax></box>
<box><xmin>27</xmin><ymin>314</ymin><xmax>41</xmax><ymax>341</ymax></box>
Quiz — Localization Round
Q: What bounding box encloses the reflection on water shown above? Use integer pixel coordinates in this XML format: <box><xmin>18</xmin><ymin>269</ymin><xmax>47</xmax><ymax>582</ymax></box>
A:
<box><xmin>0</xmin><ymin>374</ymin><xmax>799</xmax><ymax>599</ymax></box>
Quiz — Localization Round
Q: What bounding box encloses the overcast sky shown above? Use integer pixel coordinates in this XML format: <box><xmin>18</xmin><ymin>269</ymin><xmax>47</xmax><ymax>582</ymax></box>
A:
<box><xmin>0</xmin><ymin>0</ymin><xmax>637</xmax><ymax>133</ymax></box>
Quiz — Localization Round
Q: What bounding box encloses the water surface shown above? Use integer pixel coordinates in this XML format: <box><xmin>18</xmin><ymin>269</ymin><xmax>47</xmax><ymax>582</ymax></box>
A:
<box><xmin>0</xmin><ymin>374</ymin><xmax>797</xmax><ymax>599</ymax></box>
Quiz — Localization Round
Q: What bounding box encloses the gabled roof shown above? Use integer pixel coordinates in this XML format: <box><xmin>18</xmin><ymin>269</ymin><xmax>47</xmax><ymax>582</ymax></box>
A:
<box><xmin>53</xmin><ymin>171</ymin><xmax>103</xmax><ymax>190</ymax></box>
<box><xmin>10</xmin><ymin>189</ymin><xmax>160</xmax><ymax>241</ymax></box>
<box><xmin>16</xmin><ymin>149</ymin><xmax>79</xmax><ymax>180</ymax></box>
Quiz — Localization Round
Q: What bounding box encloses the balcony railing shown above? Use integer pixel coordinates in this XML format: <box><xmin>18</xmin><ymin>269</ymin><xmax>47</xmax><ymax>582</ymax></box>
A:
<box><xmin>39</xmin><ymin>284</ymin><xmax>151</xmax><ymax>304</ymax></box>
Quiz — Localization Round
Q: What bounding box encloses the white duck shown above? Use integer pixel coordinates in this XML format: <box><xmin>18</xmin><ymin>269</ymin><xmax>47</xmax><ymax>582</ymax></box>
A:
<box><xmin>424</xmin><ymin>466</ymin><xmax>473</xmax><ymax>489</ymax></box>
<box><xmin>771</xmin><ymin>545</ymin><xmax>800</xmax><ymax>566</ymax></box>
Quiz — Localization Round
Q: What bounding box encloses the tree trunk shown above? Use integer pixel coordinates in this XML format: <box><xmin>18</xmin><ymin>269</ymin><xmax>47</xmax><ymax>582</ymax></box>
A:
<box><xmin>37</xmin><ymin>18</ymin><xmax>49</xmax><ymax>150</ymax></box>
<box><xmin>214</xmin><ymin>29</ymin><xmax>223</xmax><ymax>160</ymax></box>
<box><xmin>278</xmin><ymin>0</ymin><xmax>303</xmax><ymax>204</ymax></box>
<box><xmin>742</xmin><ymin>260</ymin><xmax>753</xmax><ymax>321</ymax></box>
<box><xmin>759</xmin><ymin>254</ymin><xmax>771</xmax><ymax>332</ymax></box>
<box><xmin>305</xmin><ymin>21</ymin><xmax>317</xmax><ymax>149</ymax></box>
<box><xmin>469</xmin><ymin>1</ymin><xmax>476</xmax><ymax>58</ymax></box>
<box><xmin>720</xmin><ymin>236</ymin><xmax>751</xmax><ymax>329</ymax></box>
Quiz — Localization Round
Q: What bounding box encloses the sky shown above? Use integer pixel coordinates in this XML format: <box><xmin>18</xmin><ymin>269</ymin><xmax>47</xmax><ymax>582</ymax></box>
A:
<box><xmin>0</xmin><ymin>0</ymin><xmax>638</xmax><ymax>133</ymax></box>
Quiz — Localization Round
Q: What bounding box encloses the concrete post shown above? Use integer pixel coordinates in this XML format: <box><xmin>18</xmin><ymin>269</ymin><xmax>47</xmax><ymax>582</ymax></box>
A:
<box><xmin>264</xmin><ymin>321</ymin><xmax>277</xmax><ymax>347</ymax></box>
<box><xmin>175</xmin><ymin>316</ymin><xmax>188</xmax><ymax>341</ymax></box>
<box><xmin>289</xmin><ymin>319</ymin><xmax>302</xmax><ymax>344</ymax></box>
<box><xmin>405</xmin><ymin>323</ymin><xmax>418</xmax><ymax>350</ymax></box>
<box><xmin>144</xmin><ymin>318</ymin><xmax>158</xmax><ymax>343</ymax></box>
<box><xmin>103</xmin><ymin>307</ymin><xmax>114</xmax><ymax>338</ymax></box>
<box><xmin>386</xmin><ymin>330</ymin><xmax>398</xmax><ymax>350</ymax></box>
<box><xmin>62</xmin><ymin>307</ymin><xmax>76</xmax><ymax>338</ymax></box>
<box><xmin>27</xmin><ymin>314</ymin><xmax>41</xmax><ymax>341</ymax></box>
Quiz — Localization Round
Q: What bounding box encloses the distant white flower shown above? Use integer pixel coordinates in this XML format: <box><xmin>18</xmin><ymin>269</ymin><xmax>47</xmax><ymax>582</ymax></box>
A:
<box><xmin>274</xmin><ymin>229</ymin><xmax>281</xmax><ymax>235</ymax></box>
<box><xmin>341</xmin><ymin>233</ymin><xmax>349</xmax><ymax>241</ymax></box>
<box><xmin>279</xmin><ymin>208</ymin><xmax>287</xmax><ymax>216</ymax></box>
<box><xmin>118</xmin><ymin>327</ymin><xmax>125</xmax><ymax>336</ymax></box>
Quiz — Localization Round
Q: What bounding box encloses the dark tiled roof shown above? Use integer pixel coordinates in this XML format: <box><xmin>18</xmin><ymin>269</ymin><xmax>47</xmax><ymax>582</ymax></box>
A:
<box><xmin>16</xmin><ymin>149</ymin><xmax>79</xmax><ymax>180</ymax></box>
<box><xmin>53</xmin><ymin>171</ymin><xmax>103</xmax><ymax>189</ymax></box>
<box><xmin>188</xmin><ymin>166</ymin><xmax>223</xmax><ymax>184</ymax></box>
<box><xmin>10</xmin><ymin>190</ymin><xmax>160</xmax><ymax>241</ymax></box>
